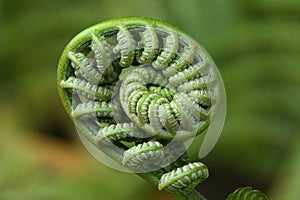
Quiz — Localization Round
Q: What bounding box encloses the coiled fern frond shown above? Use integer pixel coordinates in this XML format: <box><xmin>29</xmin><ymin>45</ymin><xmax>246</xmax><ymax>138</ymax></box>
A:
<box><xmin>57</xmin><ymin>17</ymin><xmax>268</xmax><ymax>200</ymax></box>
<box><xmin>57</xmin><ymin>16</ymin><xmax>223</xmax><ymax>161</ymax></box>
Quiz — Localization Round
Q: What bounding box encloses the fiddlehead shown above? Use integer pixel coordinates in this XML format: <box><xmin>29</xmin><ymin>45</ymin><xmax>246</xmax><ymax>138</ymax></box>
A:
<box><xmin>57</xmin><ymin>17</ymin><xmax>226</xmax><ymax>199</ymax></box>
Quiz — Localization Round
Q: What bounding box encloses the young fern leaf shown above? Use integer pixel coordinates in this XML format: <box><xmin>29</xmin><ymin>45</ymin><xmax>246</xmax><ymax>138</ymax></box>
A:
<box><xmin>162</xmin><ymin>44</ymin><xmax>196</xmax><ymax>78</ymax></box>
<box><xmin>137</xmin><ymin>93</ymin><xmax>160</xmax><ymax>124</ymax></box>
<box><xmin>148</xmin><ymin>96</ymin><xmax>168</xmax><ymax>132</ymax></box>
<box><xmin>123</xmin><ymin>141</ymin><xmax>164</xmax><ymax>169</ymax></box>
<box><xmin>60</xmin><ymin>77</ymin><xmax>111</xmax><ymax>100</ymax></box>
<box><xmin>168</xmin><ymin>60</ymin><xmax>209</xmax><ymax>86</ymax></box>
<box><xmin>96</xmin><ymin>122</ymin><xmax>141</xmax><ymax>143</ymax></box>
<box><xmin>158</xmin><ymin>162</ymin><xmax>209</xmax><ymax>193</ymax></box>
<box><xmin>187</xmin><ymin>90</ymin><xmax>212</xmax><ymax>107</ymax></box>
<box><xmin>226</xmin><ymin>186</ymin><xmax>270</xmax><ymax>200</ymax></box>
<box><xmin>158</xmin><ymin>103</ymin><xmax>180</xmax><ymax>135</ymax></box>
<box><xmin>176</xmin><ymin>77</ymin><xmax>209</xmax><ymax>92</ymax></box>
<box><xmin>71</xmin><ymin>101</ymin><xmax>114</xmax><ymax>118</ymax></box>
<box><xmin>68</xmin><ymin>52</ymin><xmax>101</xmax><ymax>85</ymax></box>
<box><xmin>57</xmin><ymin>17</ymin><xmax>227</xmax><ymax>199</ymax></box>
<box><xmin>114</xmin><ymin>25</ymin><xmax>136</xmax><ymax>67</ymax></box>
<box><xmin>153</xmin><ymin>31</ymin><xmax>179</xmax><ymax>70</ymax></box>
<box><xmin>90</xmin><ymin>33</ymin><xmax>113</xmax><ymax>74</ymax></box>
<box><xmin>137</xmin><ymin>25</ymin><xmax>159</xmax><ymax>64</ymax></box>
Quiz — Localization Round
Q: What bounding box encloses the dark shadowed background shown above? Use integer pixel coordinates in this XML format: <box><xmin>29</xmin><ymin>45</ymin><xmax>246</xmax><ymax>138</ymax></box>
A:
<box><xmin>1</xmin><ymin>0</ymin><xmax>300</xmax><ymax>199</ymax></box>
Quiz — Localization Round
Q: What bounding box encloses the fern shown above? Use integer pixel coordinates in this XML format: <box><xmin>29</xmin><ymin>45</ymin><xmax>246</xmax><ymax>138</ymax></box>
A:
<box><xmin>57</xmin><ymin>17</ymin><xmax>270</xmax><ymax>200</ymax></box>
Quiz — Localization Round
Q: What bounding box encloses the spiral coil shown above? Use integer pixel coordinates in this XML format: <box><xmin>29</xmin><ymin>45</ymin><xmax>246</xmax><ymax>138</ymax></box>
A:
<box><xmin>58</xmin><ymin>17</ymin><xmax>224</xmax><ymax>193</ymax></box>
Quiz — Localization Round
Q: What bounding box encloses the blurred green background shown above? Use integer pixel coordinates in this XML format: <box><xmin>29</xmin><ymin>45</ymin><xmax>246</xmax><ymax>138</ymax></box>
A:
<box><xmin>1</xmin><ymin>0</ymin><xmax>300</xmax><ymax>199</ymax></box>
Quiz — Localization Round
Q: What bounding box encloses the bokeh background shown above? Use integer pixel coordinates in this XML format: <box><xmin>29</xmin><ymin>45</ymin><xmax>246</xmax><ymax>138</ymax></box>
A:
<box><xmin>1</xmin><ymin>0</ymin><xmax>300</xmax><ymax>199</ymax></box>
